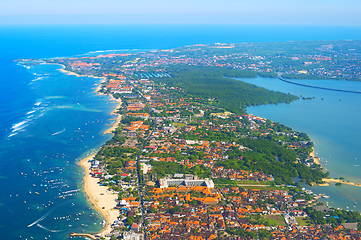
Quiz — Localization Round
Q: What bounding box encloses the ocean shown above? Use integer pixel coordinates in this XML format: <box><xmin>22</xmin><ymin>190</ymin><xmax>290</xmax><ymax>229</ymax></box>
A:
<box><xmin>0</xmin><ymin>24</ymin><xmax>361</xmax><ymax>239</ymax></box>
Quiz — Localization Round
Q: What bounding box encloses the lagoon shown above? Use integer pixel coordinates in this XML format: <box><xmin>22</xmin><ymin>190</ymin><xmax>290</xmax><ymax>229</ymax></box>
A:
<box><xmin>239</xmin><ymin>76</ymin><xmax>361</xmax><ymax>211</ymax></box>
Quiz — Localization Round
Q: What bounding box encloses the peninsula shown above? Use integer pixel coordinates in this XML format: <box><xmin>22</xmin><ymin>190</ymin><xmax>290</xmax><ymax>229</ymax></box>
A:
<box><xmin>31</xmin><ymin>40</ymin><xmax>361</xmax><ymax>239</ymax></box>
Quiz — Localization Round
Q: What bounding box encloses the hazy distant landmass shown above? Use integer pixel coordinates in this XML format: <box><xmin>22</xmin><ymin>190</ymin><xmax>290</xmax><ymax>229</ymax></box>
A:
<box><xmin>40</xmin><ymin>40</ymin><xmax>361</xmax><ymax>82</ymax></box>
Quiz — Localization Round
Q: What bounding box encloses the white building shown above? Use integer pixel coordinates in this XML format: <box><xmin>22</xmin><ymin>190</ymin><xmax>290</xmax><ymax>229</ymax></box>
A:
<box><xmin>159</xmin><ymin>178</ymin><xmax>214</xmax><ymax>189</ymax></box>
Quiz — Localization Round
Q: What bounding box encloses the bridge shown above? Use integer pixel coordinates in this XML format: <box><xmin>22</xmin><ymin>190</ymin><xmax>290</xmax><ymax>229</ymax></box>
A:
<box><xmin>278</xmin><ymin>74</ymin><xmax>361</xmax><ymax>94</ymax></box>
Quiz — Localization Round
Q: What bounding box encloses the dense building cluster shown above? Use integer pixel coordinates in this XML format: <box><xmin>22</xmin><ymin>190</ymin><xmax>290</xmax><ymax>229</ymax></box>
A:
<box><xmin>41</xmin><ymin>42</ymin><xmax>361</xmax><ymax>239</ymax></box>
<box><xmin>79</xmin><ymin>75</ymin><xmax>361</xmax><ymax>239</ymax></box>
<box><xmin>47</xmin><ymin>40</ymin><xmax>361</xmax><ymax>81</ymax></box>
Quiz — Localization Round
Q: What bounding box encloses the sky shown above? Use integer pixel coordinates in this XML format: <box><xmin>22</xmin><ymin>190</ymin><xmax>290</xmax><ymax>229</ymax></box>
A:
<box><xmin>0</xmin><ymin>0</ymin><xmax>360</xmax><ymax>25</ymax></box>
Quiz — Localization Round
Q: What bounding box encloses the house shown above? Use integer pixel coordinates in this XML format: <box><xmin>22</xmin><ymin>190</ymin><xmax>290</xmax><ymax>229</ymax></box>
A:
<box><xmin>292</xmin><ymin>210</ymin><xmax>307</xmax><ymax>217</ymax></box>
<box><xmin>121</xmin><ymin>173</ymin><xmax>129</xmax><ymax>179</ymax></box>
<box><xmin>202</xmin><ymin>197</ymin><xmax>219</xmax><ymax>205</ymax></box>
<box><xmin>93</xmin><ymin>172</ymin><xmax>103</xmax><ymax>178</ymax></box>
<box><xmin>118</xmin><ymin>199</ymin><xmax>129</xmax><ymax>207</ymax></box>
<box><xmin>131</xmin><ymin>223</ymin><xmax>139</xmax><ymax>232</ymax></box>
<box><xmin>91</xmin><ymin>160</ymin><xmax>99</xmax><ymax>169</ymax></box>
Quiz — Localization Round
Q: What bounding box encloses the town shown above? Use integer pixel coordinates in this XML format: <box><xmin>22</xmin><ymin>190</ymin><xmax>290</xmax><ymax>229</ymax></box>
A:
<box><xmin>44</xmin><ymin>40</ymin><xmax>361</xmax><ymax>82</ymax></box>
<box><xmin>41</xmin><ymin>42</ymin><xmax>361</xmax><ymax>239</ymax></box>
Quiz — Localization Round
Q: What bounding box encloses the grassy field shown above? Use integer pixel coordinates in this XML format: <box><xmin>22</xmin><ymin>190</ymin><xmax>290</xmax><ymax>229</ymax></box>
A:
<box><xmin>214</xmin><ymin>179</ymin><xmax>287</xmax><ymax>190</ymax></box>
<box><xmin>172</xmin><ymin>122</ymin><xmax>186</xmax><ymax>128</ymax></box>
<box><xmin>295</xmin><ymin>217</ymin><xmax>313</xmax><ymax>226</ymax></box>
<box><xmin>264</xmin><ymin>215</ymin><xmax>286</xmax><ymax>227</ymax></box>
<box><xmin>236</xmin><ymin>181</ymin><xmax>273</xmax><ymax>185</ymax></box>
<box><xmin>214</xmin><ymin>179</ymin><xmax>273</xmax><ymax>185</ymax></box>
<box><xmin>239</xmin><ymin>185</ymin><xmax>284</xmax><ymax>191</ymax></box>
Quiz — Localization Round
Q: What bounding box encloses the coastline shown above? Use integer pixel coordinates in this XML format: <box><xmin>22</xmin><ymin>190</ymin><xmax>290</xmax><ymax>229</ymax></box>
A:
<box><xmin>51</xmin><ymin>58</ymin><xmax>358</xmax><ymax>236</ymax></box>
<box><xmin>78</xmin><ymin>153</ymin><xmax>119</xmax><ymax>237</ymax></box>
<box><xmin>310</xmin><ymin>147</ymin><xmax>320</xmax><ymax>165</ymax></box>
<box><xmin>59</xmin><ymin>66</ymin><xmax>105</xmax><ymax>80</ymax></box>
<box><xmin>322</xmin><ymin>178</ymin><xmax>361</xmax><ymax>188</ymax></box>
<box><xmin>60</xmin><ymin>68</ymin><xmax>85</xmax><ymax>77</ymax></box>
<box><xmin>310</xmin><ymin>147</ymin><xmax>330</xmax><ymax>186</ymax></box>
<box><xmin>102</xmin><ymin>95</ymin><xmax>122</xmax><ymax>135</ymax></box>
<box><xmin>59</xmin><ymin>66</ymin><xmax>122</xmax><ymax>236</ymax></box>
<box><xmin>93</xmin><ymin>78</ymin><xmax>123</xmax><ymax>135</ymax></box>
<box><xmin>58</xmin><ymin>64</ymin><xmax>123</xmax><ymax>135</ymax></box>
<box><xmin>311</xmin><ymin>146</ymin><xmax>361</xmax><ymax>188</ymax></box>
<box><xmin>47</xmin><ymin>62</ymin><xmax>105</xmax><ymax>80</ymax></box>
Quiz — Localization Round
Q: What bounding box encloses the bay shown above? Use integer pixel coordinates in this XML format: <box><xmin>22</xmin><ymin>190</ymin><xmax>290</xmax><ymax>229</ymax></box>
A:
<box><xmin>240</xmin><ymin>76</ymin><xmax>361</xmax><ymax>211</ymax></box>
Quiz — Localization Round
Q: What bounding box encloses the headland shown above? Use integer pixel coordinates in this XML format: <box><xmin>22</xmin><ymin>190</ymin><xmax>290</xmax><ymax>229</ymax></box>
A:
<box><xmin>35</xmin><ymin>41</ymin><xmax>361</xmax><ymax>239</ymax></box>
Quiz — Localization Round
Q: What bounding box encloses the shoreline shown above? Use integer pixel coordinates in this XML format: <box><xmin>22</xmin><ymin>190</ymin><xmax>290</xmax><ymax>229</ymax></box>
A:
<box><xmin>59</xmin><ymin>66</ymin><xmax>122</xmax><ymax>236</ymax></box>
<box><xmin>102</xmin><ymin>95</ymin><xmax>122</xmax><ymax>135</ymax></box>
<box><xmin>59</xmin><ymin>67</ymin><xmax>105</xmax><ymax>80</ymax></box>
<box><xmin>78</xmin><ymin>153</ymin><xmax>119</xmax><ymax>237</ymax></box>
<box><xmin>55</xmin><ymin>62</ymin><xmax>358</xmax><ymax>235</ymax></box>
<box><xmin>311</xmin><ymin>147</ymin><xmax>361</xmax><ymax>188</ymax></box>
<box><xmin>322</xmin><ymin>178</ymin><xmax>361</xmax><ymax>187</ymax></box>
<box><xmin>58</xmin><ymin>63</ymin><xmax>122</xmax><ymax>135</ymax></box>
<box><xmin>310</xmin><ymin>147</ymin><xmax>329</xmax><ymax>186</ymax></box>
<box><xmin>46</xmin><ymin>62</ymin><xmax>105</xmax><ymax>80</ymax></box>
<box><xmin>310</xmin><ymin>147</ymin><xmax>320</xmax><ymax>165</ymax></box>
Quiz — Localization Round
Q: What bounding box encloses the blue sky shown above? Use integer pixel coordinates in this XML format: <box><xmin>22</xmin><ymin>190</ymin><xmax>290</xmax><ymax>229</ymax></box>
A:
<box><xmin>1</xmin><ymin>0</ymin><xmax>360</xmax><ymax>25</ymax></box>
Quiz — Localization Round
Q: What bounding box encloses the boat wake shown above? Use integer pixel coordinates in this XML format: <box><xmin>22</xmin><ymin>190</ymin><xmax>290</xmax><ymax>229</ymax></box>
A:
<box><xmin>28</xmin><ymin>210</ymin><xmax>54</xmax><ymax>227</ymax></box>
<box><xmin>31</xmin><ymin>76</ymin><xmax>44</xmax><ymax>82</ymax></box>
<box><xmin>37</xmin><ymin>223</ymin><xmax>63</xmax><ymax>233</ymax></box>
<box><xmin>52</xmin><ymin>127</ymin><xmax>66</xmax><ymax>136</ymax></box>
<box><xmin>28</xmin><ymin>201</ymin><xmax>68</xmax><ymax>228</ymax></box>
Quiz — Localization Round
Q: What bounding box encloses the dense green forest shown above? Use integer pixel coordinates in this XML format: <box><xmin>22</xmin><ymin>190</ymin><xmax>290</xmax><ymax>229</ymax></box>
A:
<box><xmin>155</xmin><ymin>65</ymin><xmax>298</xmax><ymax>115</ymax></box>
<box><xmin>305</xmin><ymin>207</ymin><xmax>361</xmax><ymax>225</ymax></box>
<box><xmin>214</xmin><ymin>138</ymin><xmax>327</xmax><ymax>185</ymax></box>
<box><xmin>150</xmin><ymin>161</ymin><xmax>211</xmax><ymax>179</ymax></box>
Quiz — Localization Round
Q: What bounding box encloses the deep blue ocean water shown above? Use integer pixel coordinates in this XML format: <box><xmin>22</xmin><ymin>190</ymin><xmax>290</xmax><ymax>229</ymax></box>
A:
<box><xmin>0</xmin><ymin>25</ymin><xmax>361</xmax><ymax>239</ymax></box>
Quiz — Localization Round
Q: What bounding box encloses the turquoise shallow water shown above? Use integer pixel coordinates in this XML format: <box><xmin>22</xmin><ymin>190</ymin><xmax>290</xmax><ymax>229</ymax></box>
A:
<box><xmin>239</xmin><ymin>77</ymin><xmax>361</xmax><ymax>211</ymax></box>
